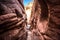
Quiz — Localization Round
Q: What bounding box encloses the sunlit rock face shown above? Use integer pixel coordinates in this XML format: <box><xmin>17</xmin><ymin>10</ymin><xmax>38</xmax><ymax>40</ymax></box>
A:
<box><xmin>25</xmin><ymin>2</ymin><xmax>33</xmax><ymax>24</ymax></box>
<box><xmin>0</xmin><ymin>0</ymin><xmax>27</xmax><ymax>40</ymax></box>
<box><xmin>31</xmin><ymin>0</ymin><xmax>60</xmax><ymax>40</ymax></box>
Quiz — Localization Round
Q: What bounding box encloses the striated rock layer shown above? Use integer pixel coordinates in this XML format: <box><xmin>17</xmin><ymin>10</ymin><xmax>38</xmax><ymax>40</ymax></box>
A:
<box><xmin>30</xmin><ymin>0</ymin><xmax>60</xmax><ymax>40</ymax></box>
<box><xmin>0</xmin><ymin>0</ymin><xmax>27</xmax><ymax>40</ymax></box>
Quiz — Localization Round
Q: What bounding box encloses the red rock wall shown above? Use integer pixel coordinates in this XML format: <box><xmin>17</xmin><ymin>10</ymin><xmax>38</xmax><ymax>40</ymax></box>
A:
<box><xmin>31</xmin><ymin>0</ymin><xmax>60</xmax><ymax>40</ymax></box>
<box><xmin>0</xmin><ymin>0</ymin><xmax>27</xmax><ymax>40</ymax></box>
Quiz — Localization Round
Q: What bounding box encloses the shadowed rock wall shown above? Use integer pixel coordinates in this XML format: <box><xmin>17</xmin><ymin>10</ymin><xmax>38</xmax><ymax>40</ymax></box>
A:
<box><xmin>0</xmin><ymin>0</ymin><xmax>27</xmax><ymax>40</ymax></box>
<box><xmin>31</xmin><ymin>0</ymin><xmax>60</xmax><ymax>40</ymax></box>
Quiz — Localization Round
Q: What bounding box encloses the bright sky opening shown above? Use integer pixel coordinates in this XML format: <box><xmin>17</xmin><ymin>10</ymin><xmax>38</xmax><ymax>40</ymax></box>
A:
<box><xmin>23</xmin><ymin>0</ymin><xmax>33</xmax><ymax>6</ymax></box>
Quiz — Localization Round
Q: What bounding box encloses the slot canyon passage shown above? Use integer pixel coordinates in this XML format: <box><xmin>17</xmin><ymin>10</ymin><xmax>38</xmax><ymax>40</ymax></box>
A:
<box><xmin>0</xmin><ymin>0</ymin><xmax>60</xmax><ymax>40</ymax></box>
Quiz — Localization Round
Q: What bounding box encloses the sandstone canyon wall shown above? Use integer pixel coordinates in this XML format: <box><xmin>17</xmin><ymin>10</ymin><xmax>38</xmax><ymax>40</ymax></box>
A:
<box><xmin>0</xmin><ymin>0</ymin><xmax>27</xmax><ymax>40</ymax></box>
<box><xmin>31</xmin><ymin>0</ymin><xmax>60</xmax><ymax>40</ymax></box>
